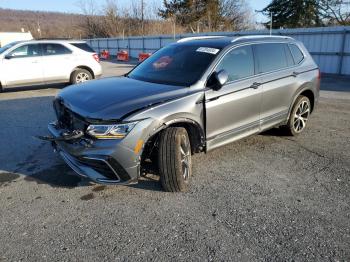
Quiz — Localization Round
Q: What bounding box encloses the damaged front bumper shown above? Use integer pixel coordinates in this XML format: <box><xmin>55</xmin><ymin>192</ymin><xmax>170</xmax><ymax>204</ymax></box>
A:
<box><xmin>47</xmin><ymin>122</ymin><xmax>140</xmax><ymax>185</ymax></box>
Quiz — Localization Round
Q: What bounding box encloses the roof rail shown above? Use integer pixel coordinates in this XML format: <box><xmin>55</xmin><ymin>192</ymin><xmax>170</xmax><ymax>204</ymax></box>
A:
<box><xmin>177</xmin><ymin>36</ymin><xmax>225</xmax><ymax>43</ymax></box>
<box><xmin>35</xmin><ymin>38</ymin><xmax>73</xmax><ymax>40</ymax></box>
<box><xmin>231</xmin><ymin>35</ymin><xmax>293</xmax><ymax>43</ymax></box>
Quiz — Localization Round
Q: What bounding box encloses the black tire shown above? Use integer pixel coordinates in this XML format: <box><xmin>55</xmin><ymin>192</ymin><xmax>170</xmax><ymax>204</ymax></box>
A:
<box><xmin>158</xmin><ymin>127</ymin><xmax>192</xmax><ymax>192</ymax></box>
<box><xmin>284</xmin><ymin>95</ymin><xmax>311</xmax><ymax>136</ymax></box>
<box><xmin>70</xmin><ymin>69</ymin><xmax>93</xmax><ymax>84</ymax></box>
<box><xmin>0</xmin><ymin>83</ymin><xmax>3</xmax><ymax>93</ymax></box>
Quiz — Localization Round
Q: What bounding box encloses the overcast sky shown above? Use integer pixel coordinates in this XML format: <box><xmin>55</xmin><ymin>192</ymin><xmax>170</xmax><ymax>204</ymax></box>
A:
<box><xmin>0</xmin><ymin>0</ymin><xmax>271</xmax><ymax>22</ymax></box>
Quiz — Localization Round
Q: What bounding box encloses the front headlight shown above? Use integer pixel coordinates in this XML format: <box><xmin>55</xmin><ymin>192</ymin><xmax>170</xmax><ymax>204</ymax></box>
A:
<box><xmin>86</xmin><ymin>122</ymin><xmax>137</xmax><ymax>139</ymax></box>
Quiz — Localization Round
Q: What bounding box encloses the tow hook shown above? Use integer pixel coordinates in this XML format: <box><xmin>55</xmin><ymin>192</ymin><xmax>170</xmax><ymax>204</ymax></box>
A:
<box><xmin>36</xmin><ymin>130</ymin><xmax>84</xmax><ymax>142</ymax></box>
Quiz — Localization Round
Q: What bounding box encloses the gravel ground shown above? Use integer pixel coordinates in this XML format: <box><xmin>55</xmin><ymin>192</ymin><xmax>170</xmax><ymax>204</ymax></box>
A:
<box><xmin>0</xmin><ymin>60</ymin><xmax>349</xmax><ymax>261</ymax></box>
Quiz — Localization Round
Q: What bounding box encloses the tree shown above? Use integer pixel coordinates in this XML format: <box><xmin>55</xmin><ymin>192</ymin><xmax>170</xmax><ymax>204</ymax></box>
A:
<box><xmin>259</xmin><ymin>0</ymin><xmax>323</xmax><ymax>29</ymax></box>
<box><xmin>158</xmin><ymin>0</ymin><xmax>253</xmax><ymax>32</ymax></box>
<box><xmin>318</xmin><ymin>0</ymin><xmax>350</xmax><ymax>25</ymax></box>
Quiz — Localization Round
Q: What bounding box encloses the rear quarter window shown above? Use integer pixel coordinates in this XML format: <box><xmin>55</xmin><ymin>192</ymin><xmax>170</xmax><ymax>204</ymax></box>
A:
<box><xmin>289</xmin><ymin>44</ymin><xmax>304</xmax><ymax>64</ymax></box>
<box><xmin>71</xmin><ymin>43</ymin><xmax>95</xmax><ymax>53</ymax></box>
<box><xmin>254</xmin><ymin>43</ymin><xmax>289</xmax><ymax>73</ymax></box>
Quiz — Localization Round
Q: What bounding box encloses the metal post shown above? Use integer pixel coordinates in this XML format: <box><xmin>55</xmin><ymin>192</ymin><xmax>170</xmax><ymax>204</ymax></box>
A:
<box><xmin>159</xmin><ymin>37</ymin><xmax>162</xmax><ymax>49</ymax></box>
<box><xmin>128</xmin><ymin>38</ymin><xmax>131</xmax><ymax>56</ymax></box>
<box><xmin>106</xmin><ymin>38</ymin><xmax>109</xmax><ymax>53</ymax></box>
<box><xmin>142</xmin><ymin>37</ymin><xmax>145</xmax><ymax>53</ymax></box>
<box><xmin>270</xmin><ymin>12</ymin><xmax>273</xmax><ymax>35</ymax></box>
<box><xmin>97</xmin><ymin>39</ymin><xmax>100</xmax><ymax>54</ymax></box>
<box><xmin>338</xmin><ymin>29</ymin><xmax>347</xmax><ymax>75</ymax></box>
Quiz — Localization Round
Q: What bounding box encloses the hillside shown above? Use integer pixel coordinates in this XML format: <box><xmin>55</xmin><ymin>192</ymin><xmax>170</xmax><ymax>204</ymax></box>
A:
<box><xmin>0</xmin><ymin>8</ymin><xmax>86</xmax><ymax>39</ymax></box>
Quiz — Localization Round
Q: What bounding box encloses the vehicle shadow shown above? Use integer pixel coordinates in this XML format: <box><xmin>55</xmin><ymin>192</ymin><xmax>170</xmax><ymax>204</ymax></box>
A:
<box><xmin>2</xmin><ymin>83</ymin><xmax>67</xmax><ymax>93</ymax></box>
<box><xmin>260</xmin><ymin>127</ymin><xmax>290</xmax><ymax>137</ymax></box>
<box><xmin>130</xmin><ymin>175</ymin><xmax>163</xmax><ymax>192</ymax></box>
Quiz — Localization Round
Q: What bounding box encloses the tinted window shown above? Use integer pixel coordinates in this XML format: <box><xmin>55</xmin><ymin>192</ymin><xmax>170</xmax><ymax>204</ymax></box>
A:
<box><xmin>216</xmin><ymin>45</ymin><xmax>254</xmax><ymax>82</ymax></box>
<box><xmin>128</xmin><ymin>45</ymin><xmax>221</xmax><ymax>86</ymax></box>
<box><xmin>8</xmin><ymin>44</ymin><xmax>41</xmax><ymax>58</ymax></box>
<box><xmin>0</xmin><ymin>41</ymin><xmax>21</xmax><ymax>54</ymax></box>
<box><xmin>255</xmin><ymin>43</ymin><xmax>289</xmax><ymax>73</ymax></box>
<box><xmin>42</xmin><ymin>44</ymin><xmax>72</xmax><ymax>56</ymax></box>
<box><xmin>71</xmin><ymin>43</ymin><xmax>95</xmax><ymax>53</ymax></box>
<box><xmin>289</xmin><ymin>44</ymin><xmax>304</xmax><ymax>64</ymax></box>
<box><xmin>284</xmin><ymin>44</ymin><xmax>294</xmax><ymax>66</ymax></box>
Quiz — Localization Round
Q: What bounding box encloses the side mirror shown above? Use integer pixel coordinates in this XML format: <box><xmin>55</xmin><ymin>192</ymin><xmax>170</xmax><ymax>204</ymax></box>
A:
<box><xmin>207</xmin><ymin>69</ymin><xmax>229</xmax><ymax>91</ymax></box>
<box><xmin>4</xmin><ymin>55</ymin><xmax>12</xmax><ymax>60</ymax></box>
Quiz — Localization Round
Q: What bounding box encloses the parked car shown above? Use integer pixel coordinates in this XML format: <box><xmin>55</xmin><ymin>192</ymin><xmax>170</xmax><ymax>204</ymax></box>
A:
<box><xmin>42</xmin><ymin>35</ymin><xmax>320</xmax><ymax>192</ymax></box>
<box><xmin>0</xmin><ymin>40</ymin><xmax>101</xmax><ymax>91</ymax></box>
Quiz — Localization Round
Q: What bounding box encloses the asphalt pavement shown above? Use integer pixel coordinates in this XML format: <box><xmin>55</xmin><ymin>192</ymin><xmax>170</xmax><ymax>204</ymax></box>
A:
<box><xmin>0</xmin><ymin>60</ymin><xmax>349</xmax><ymax>261</ymax></box>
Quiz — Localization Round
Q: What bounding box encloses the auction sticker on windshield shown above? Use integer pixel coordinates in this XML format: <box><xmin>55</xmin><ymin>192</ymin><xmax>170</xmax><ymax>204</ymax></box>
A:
<box><xmin>196</xmin><ymin>47</ymin><xmax>220</xmax><ymax>55</ymax></box>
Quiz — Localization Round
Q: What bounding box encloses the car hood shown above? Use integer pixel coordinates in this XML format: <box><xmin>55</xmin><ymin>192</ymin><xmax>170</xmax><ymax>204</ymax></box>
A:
<box><xmin>57</xmin><ymin>77</ymin><xmax>189</xmax><ymax>120</ymax></box>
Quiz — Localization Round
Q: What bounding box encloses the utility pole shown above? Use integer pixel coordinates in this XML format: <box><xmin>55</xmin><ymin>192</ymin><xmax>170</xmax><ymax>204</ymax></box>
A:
<box><xmin>37</xmin><ymin>20</ymin><xmax>42</xmax><ymax>38</ymax></box>
<box><xmin>270</xmin><ymin>11</ymin><xmax>273</xmax><ymax>35</ymax></box>
<box><xmin>141</xmin><ymin>0</ymin><xmax>144</xmax><ymax>36</ymax></box>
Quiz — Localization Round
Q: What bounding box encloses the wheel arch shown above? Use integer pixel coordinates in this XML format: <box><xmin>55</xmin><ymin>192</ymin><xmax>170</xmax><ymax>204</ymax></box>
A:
<box><xmin>288</xmin><ymin>85</ymin><xmax>316</xmax><ymax>119</ymax></box>
<box><xmin>140</xmin><ymin>118</ymin><xmax>205</xmax><ymax>165</ymax></box>
<box><xmin>70</xmin><ymin>66</ymin><xmax>95</xmax><ymax>80</ymax></box>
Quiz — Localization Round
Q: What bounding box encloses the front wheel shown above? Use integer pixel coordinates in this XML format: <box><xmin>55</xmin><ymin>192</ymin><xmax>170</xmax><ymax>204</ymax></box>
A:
<box><xmin>284</xmin><ymin>95</ymin><xmax>311</xmax><ymax>136</ymax></box>
<box><xmin>70</xmin><ymin>69</ymin><xmax>93</xmax><ymax>84</ymax></box>
<box><xmin>158</xmin><ymin>127</ymin><xmax>192</xmax><ymax>192</ymax></box>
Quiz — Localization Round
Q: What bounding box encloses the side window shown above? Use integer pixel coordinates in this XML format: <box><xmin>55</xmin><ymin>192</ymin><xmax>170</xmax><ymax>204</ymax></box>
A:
<box><xmin>284</xmin><ymin>44</ymin><xmax>294</xmax><ymax>67</ymax></box>
<box><xmin>289</xmin><ymin>44</ymin><xmax>304</xmax><ymax>64</ymax></box>
<box><xmin>8</xmin><ymin>44</ymin><xmax>41</xmax><ymax>58</ymax></box>
<box><xmin>255</xmin><ymin>43</ymin><xmax>289</xmax><ymax>73</ymax></box>
<box><xmin>216</xmin><ymin>45</ymin><xmax>254</xmax><ymax>82</ymax></box>
<box><xmin>42</xmin><ymin>44</ymin><xmax>72</xmax><ymax>56</ymax></box>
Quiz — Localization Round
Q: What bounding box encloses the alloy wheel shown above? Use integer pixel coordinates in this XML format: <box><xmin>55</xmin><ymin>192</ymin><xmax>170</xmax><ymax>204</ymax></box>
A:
<box><xmin>180</xmin><ymin>135</ymin><xmax>191</xmax><ymax>181</ymax></box>
<box><xmin>76</xmin><ymin>72</ymin><xmax>90</xmax><ymax>83</ymax></box>
<box><xmin>293</xmin><ymin>100</ymin><xmax>310</xmax><ymax>133</ymax></box>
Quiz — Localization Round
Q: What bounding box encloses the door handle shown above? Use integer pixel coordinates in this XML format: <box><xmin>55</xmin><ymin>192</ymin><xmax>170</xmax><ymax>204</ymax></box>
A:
<box><xmin>32</xmin><ymin>61</ymin><xmax>39</xmax><ymax>63</ymax></box>
<box><xmin>249</xmin><ymin>82</ymin><xmax>261</xmax><ymax>89</ymax></box>
<box><xmin>292</xmin><ymin>71</ymin><xmax>300</xmax><ymax>77</ymax></box>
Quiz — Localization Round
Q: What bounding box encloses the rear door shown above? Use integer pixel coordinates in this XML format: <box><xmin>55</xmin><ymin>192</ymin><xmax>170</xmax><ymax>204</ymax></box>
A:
<box><xmin>3</xmin><ymin>43</ymin><xmax>44</xmax><ymax>87</ymax></box>
<box><xmin>254</xmin><ymin>43</ymin><xmax>297</xmax><ymax>130</ymax></box>
<box><xmin>205</xmin><ymin>44</ymin><xmax>263</xmax><ymax>150</ymax></box>
<box><xmin>41</xmin><ymin>43</ymin><xmax>73</xmax><ymax>83</ymax></box>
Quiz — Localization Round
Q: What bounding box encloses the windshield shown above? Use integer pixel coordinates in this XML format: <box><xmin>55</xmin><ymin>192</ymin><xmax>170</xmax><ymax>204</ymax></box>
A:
<box><xmin>128</xmin><ymin>44</ymin><xmax>221</xmax><ymax>86</ymax></box>
<box><xmin>0</xmin><ymin>41</ymin><xmax>20</xmax><ymax>55</ymax></box>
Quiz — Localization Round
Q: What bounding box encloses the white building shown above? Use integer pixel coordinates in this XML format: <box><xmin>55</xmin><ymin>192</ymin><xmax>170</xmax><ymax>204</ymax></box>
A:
<box><xmin>0</xmin><ymin>32</ymin><xmax>33</xmax><ymax>47</ymax></box>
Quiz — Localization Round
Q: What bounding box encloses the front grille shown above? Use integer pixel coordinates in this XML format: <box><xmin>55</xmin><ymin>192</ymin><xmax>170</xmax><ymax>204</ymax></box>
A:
<box><xmin>54</xmin><ymin>98</ymin><xmax>88</xmax><ymax>131</ymax></box>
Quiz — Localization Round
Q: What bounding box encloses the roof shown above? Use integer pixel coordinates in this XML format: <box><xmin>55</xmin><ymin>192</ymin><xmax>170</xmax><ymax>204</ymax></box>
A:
<box><xmin>176</xmin><ymin>35</ymin><xmax>294</xmax><ymax>48</ymax></box>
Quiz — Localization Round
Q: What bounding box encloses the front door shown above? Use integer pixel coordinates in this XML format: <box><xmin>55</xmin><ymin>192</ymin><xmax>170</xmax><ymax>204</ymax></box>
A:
<box><xmin>3</xmin><ymin>44</ymin><xmax>43</xmax><ymax>87</ymax></box>
<box><xmin>205</xmin><ymin>45</ymin><xmax>262</xmax><ymax>151</ymax></box>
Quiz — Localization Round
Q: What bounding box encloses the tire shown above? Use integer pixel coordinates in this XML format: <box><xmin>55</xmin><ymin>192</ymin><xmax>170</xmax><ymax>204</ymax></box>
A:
<box><xmin>284</xmin><ymin>95</ymin><xmax>311</xmax><ymax>136</ymax></box>
<box><xmin>70</xmin><ymin>69</ymin><xmax>93</xmax><ymax>84</ymax></box>
<box><xmin>158</xmin><ymin>127</ymin><xmax>192</xmax><ymax>192</ymax></box>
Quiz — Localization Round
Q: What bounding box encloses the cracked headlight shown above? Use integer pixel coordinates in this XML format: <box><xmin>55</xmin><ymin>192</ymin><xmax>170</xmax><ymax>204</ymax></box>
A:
<box><xmin>86</xmin><ymin>122</ymin><xmax>137</xmax><ymax>139</ymax></box>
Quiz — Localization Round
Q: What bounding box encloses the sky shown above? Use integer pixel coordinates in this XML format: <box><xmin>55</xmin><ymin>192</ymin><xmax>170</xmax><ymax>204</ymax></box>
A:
<box><xmin>0</xmin><ymin>0</ymin><xmax>271</xmax><ymax>22</ymax></box>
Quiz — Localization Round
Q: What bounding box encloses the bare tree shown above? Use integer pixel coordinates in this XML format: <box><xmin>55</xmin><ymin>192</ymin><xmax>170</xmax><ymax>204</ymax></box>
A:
<box><xmin>319</xmin><ymin>0</ymin><xmax>350</xmax><ymax>25</ymax></box>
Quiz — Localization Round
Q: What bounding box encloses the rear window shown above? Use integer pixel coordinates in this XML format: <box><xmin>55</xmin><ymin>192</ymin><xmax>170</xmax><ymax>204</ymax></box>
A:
<box><xmin>289</xmin><ymin>44</ymin><xmax>304</xmax><ymax>64</ymax></box>
<box><xmin>255</xmin><ymin>43</ymin><xmax>289</xmax><ymax>73</ymax></box>
<box><xmin>71</xmin><ymin>43</ymin><xmax>95</xmax><ymax>53</ymax></box>
<box><xmin>42</xmin><ymin>44</ymin><xmax>72</xmax><ymax>55</ymax></box>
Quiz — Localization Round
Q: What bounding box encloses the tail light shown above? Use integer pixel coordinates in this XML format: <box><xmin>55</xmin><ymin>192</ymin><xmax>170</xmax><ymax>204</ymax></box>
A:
<box><xmin>317</xmin><ymin>68</ymin><xmax>321</xmax><ymax>80</ymax></box>
<box><xmin>92</xmin><ymin>53</ymin><xmax>100</xmax><ymax>63</ymax></box>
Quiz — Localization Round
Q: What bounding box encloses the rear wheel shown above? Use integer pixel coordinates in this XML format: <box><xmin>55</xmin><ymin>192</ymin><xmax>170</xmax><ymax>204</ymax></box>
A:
<box><xmin>158</xmin><ymin>127</ymin><xmax>192</xmax><ymax>192</ymax></box>
<box><xmin>70</xmin><ymin>69</ymin><xmax>92</xmax><ymax>84</ymax></box>
<box><xmin>284</xmin><ymin>95</ymin><xmax>311</xmax><ymax>136</ymax></box>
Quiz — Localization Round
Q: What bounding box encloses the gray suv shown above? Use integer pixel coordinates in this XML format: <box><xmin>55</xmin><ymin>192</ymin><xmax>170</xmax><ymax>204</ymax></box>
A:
<box><xmin>43</xmin><ymin>35</ymin><xmax>320</xmax><ymax>192</ymax></box>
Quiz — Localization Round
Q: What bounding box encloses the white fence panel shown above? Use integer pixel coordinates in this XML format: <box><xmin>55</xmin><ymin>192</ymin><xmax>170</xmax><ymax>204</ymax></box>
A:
<box><xmin>86</xmin><ymin>26</ymin><xmax>350</xmax><ymax>75</ymax></box>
